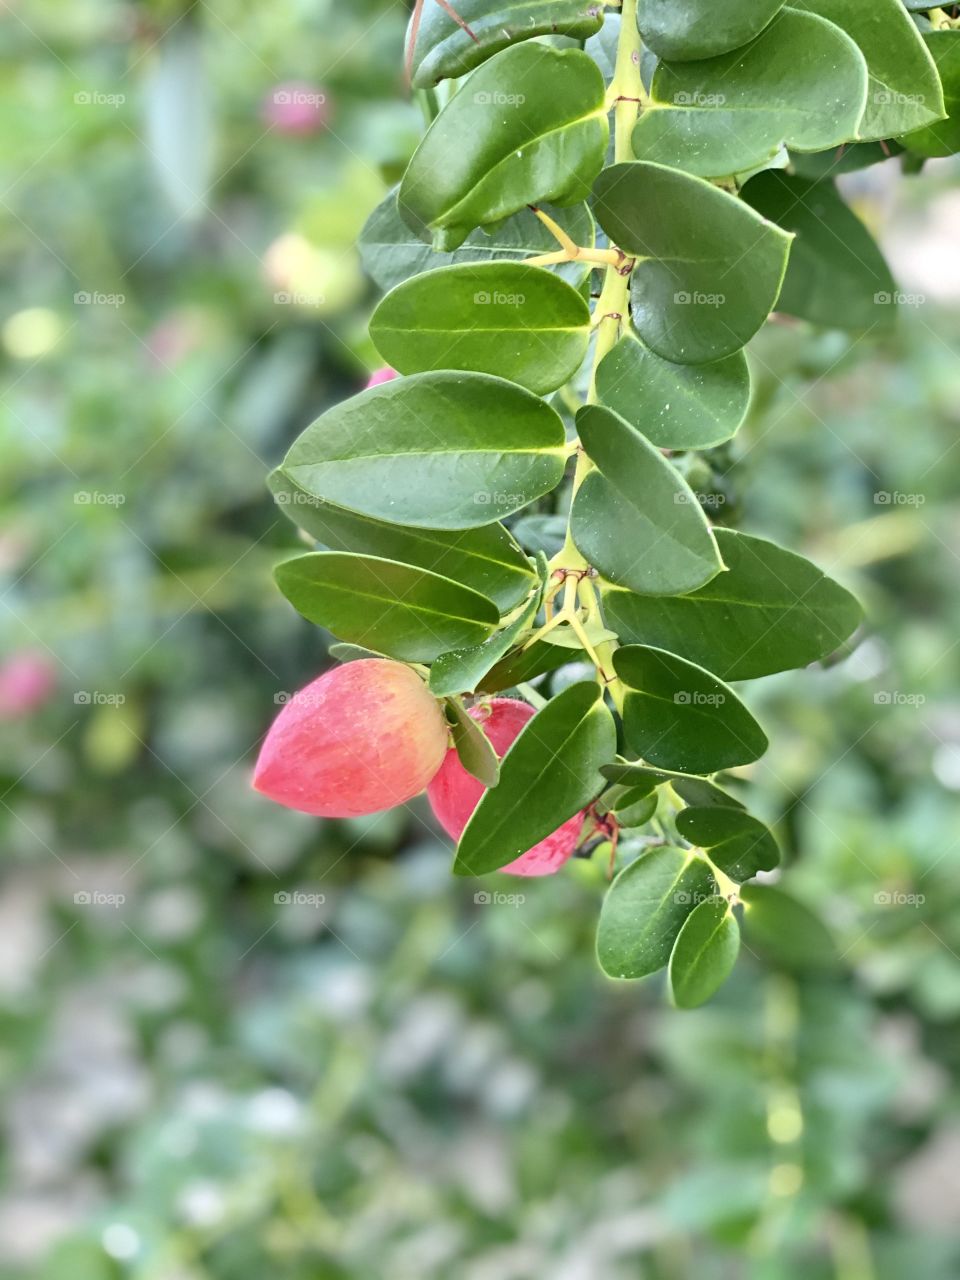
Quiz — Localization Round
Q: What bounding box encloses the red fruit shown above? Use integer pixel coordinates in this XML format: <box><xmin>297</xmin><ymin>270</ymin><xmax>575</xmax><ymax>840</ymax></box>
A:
<box><xmin>427</xmin><ymin>698</ymin><xmax>585</xmax><ymax>877</ymax></box>
<box><xmin>365</xmin><ymin>366</ymin><xmax>397</xmax><ymax>389</ymax></box>
<box><xmin>0</xmin><ymin>652</ymin><xmax>56</xmax><ymax>719</ymax></box>
<box><xmin>254</xmin><ymin>660</ymin><xmax>448</xmax><ymax>818</ymax></box>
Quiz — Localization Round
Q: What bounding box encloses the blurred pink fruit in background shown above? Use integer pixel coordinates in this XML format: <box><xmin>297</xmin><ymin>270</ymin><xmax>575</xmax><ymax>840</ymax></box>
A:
<box><xmin>0</xmin><ymin>652</ymin><xmax>57</xmax><ymax>719</ymax></box>
<box><xmin>263</xmin><ymin>83</ymin><xmax>330</xmax><ymax>135</ymax></box>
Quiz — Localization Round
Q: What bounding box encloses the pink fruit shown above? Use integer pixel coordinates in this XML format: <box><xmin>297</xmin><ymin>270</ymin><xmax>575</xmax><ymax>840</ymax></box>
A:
<box><xmin>427</xmin><ymin>698</ymin><xmax>586</xmax><ymax>877</ymax></box>
<box><xmin>263</xmin><ymin>83</ymin><xmax>330</xmax><ymax>135</ymax></box>
<box><xmin>253</xmin><ymin>659</ymin><xmax>448</xmax><ymax>818</ymax></box>
<box><xmin>365</xmin><ymin>366</ymin><xmax>397</xmax><ymax>389</ymax></box>
<box><xmin>0</xmin><ymin>652</ymin><xmax>56</xmax><ymax>719</ymax></box>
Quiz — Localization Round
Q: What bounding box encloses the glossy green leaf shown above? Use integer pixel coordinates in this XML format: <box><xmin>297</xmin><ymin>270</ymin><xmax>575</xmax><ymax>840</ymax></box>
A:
<box><xmin>899</xmin><ymin>32</ymin><xmax>960</xmax><ymax>157</ymax></box>
<box><xmin>789</xmin><ymin>140</ymin><xmax>903</xmax><ymax>180</ymax></box>
<box><xmin>268</xmin><ymin>470</ymin><xmax>536</xmax><ymax>613</ymax></box>
<box><xmin>740</xmin><ymin>883</ymin><xmax>839</xmax><ymax>971</ymax></box>
<box><xmin>454</xmin><ymin>682</ymin><xmax>616</xmax><ymax>875</ymax></box>
<box><xmin>429</xmin><ymin>590</ymin><xmax>540</xmax><ymax>698</ymax></box>
<box><xmin>399</xmin><ymin>44</ymin><xmax>608</xmax><ymax>251</ymax></box>
<box><xmin>742</xmin><ymin>171</ymin><xmax>897</xmax><ymax>333</ymax></box>
<box><xmin>328</xmin><ymin>643</ymin><xmax>385</xmax><ymax>663</ymax></box>
<box><xmin>672</xmin><ymin>777</ymin><xmax>746</xmax><ymax>812</ymax></box>
<box><xmin>600</xmin><ymin>762</ymin><xmax>747</xmax><ymax>811</ymax></box>
<box><xmin>602</xmin><ymin>529</ymin><xmax>863</xmax><ymax>680</ymax></box>
<box><xmin>668</xmin><ymin>898</ymin><xmax>740</xmax><ymax>1008</ymax></box>
<box><xmin>274</xmin><ymin>552</ymin><xmax>499</xmax><ymax>663</ymax></box>
<box><xmin>614</xmin><ymin>645</ymin><xmax>769</xmax><ymax>775</ymax></box>
<box><xmin>676</xmin><ymin>807</ymin><xmax>780</xmax><ymax>883</ymax></box>
<box><xmin>280</xmin><ymin>371</ymin><xmax>567</xmax><ymax>531</ymax></box>
<box><xmin>597</xmin><ymin>846</ymin><xmax>716</xmax><ymax>979</ymax></box>
<box><xmin>633</xmin><ymin>10</ymin><xmax>868</xmax><ymax>179</ymax></box>
<box><xmin>369</xmin><ymin>262</ymin><xmax>590</xmax><ymax>395</ymax></box>
<box><xmin>445</xmin><ymin>698</ymin><xmax>500</xmax><ymax>787</ymax></box>
<box><xmin>592</xmin><ymin>163</ymin><xmax>792</xmax><ymax>364</ymax></box>
<box><xmin>792</xmin><ymin>0</ymin><xmax>944</xmax><ymax>140</ymax></box>
<box><xmin>637</xmin><ymin>0</ymin><xmax>787</xmax><ymax>61</ymax></box>
<box><xmin>612</xmin><ymin>789</ymin><xmax>659</xmax><ymax>828</ymax></box>
<box><xmin>479</xmin><ymin>638</ymin><xmax>580</xmax><ymax>692</ymax></box>
<box><xmin>571</xmin><ymin>405</ymin><xmax>723</xmax><ymax>596</ymax></box>
<box><xmin>359</xmin><ymin>194</ymin><xmax>596</xmax><ymax>293</ymax></box>
<box><xmin>408</xmin><ymin>0</ymin><xmax>604</xmax><ymax>87</ymax></box>
<box><xmin>596</xmin><ymin>333</ymin><xmax>751</xmax><ymax>450</ymax></box>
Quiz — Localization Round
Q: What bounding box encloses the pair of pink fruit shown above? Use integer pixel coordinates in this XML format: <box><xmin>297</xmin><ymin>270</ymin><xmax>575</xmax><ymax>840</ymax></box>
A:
<box><xmin>253</xmin><ymin>659</ymin><xmax>584</xmax><ymax>877</ymax></box>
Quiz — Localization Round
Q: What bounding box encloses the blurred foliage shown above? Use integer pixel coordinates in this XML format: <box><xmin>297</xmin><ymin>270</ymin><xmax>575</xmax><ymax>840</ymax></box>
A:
<box><xmin>1</xmin><ymin>1</ymin><xmax>959</xmax><ymax>1277</ymax></box>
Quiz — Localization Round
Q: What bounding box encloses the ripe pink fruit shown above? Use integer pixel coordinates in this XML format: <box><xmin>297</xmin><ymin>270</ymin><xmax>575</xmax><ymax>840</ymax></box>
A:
<box><xmin>262</xmin><ymin>83</ymin><xmax>330</xmax><ymax>135</ymax></box>
<box><xmin>0</xmin><ymin>652</ymin><xmax>56</xmax><ymax>719</ymax></box>
<box><xmin>365</xmin><ymin>366</ymin><xmax>397</xmax><ymax>389</ymax></box>
<box><xmin>254</xmin><ymin>659</ymin><xmax>448</xmax><ymax>818</ymax></box>
<box><xmin>427</xmin><ymin>698</ymin><xmax>585</xmax><ymax>877</ymax></box>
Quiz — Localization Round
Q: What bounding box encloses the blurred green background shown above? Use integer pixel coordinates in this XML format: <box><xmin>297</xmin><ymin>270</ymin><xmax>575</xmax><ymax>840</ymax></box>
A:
<box><xmin>2</xmin><ymin>2</ymin><xmax>959</xmax><ymax>1277</ymax></box>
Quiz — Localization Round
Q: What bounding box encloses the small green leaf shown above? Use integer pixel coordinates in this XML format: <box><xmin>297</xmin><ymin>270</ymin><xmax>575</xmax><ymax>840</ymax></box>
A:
<box><xmin>592</xmin><ymin>163</ymin><xmax>792</xmax><ymax>364</ymax></box>
<box><xmin>676</xmin><ymin>807</ymin><xmax>780</xmax><ymax>883</ymax></box>
<box><xmin>672</xmin><ymin>777</ymin><xmax>745</xmax><ymax>811</ymax></box>
<box><xmin>454</xmin><ymin>682</ymin><xmax>616</xmax><ymax>875</ymax></box>
<box><xmin>899</xmin><ymin>32</ymin><xmax>960</xmax><ymax>158</ymax></box>
<box><xmin>596</xmin><ymin>334</ymin><xmax>751</xmax><ymax>451</ymax></box>
<box><xmin>637</xmin><ymin>0</ymin><xmax>787</xmax><ymax>62</ymax></box>
<box><xmin>359</xmin><ymin>194</ymin><xmax>596</xmax><ymax>293</ymax></box>
<box><xmin>668</xmin><ymin>898</ymin><xmax>740</xmax><ymax>1008</ymax></box>
<box><xmin>429</xmin><ymin>590</ymin><xmax>540</xmax><ymax>697</ymax></box>
<box><xmin>597</xmin><ymin>846</ymin><xmax>716</xmax><ymax>979</ymax></box>
<box><xmin>369</xmin><ymin>263</ymin><xmax>590</xmax><ymax>395</ymax></box>
<box><xmin>600</xmin><ymin>763</ymin><xmax>747</xmax><ymax>811</ymax></box>
<box><xmin>614</xmin><ymin>645</ymin><xmax>769</xmax><ymax>775</ymax></box>
<box><xmin>740</xmin><ymin>883</ymin><xmax>839</xmax><ymax>971</ymax></box>
<box><xmin>399</xmin><ymin>44</ymin><xmax>608</xmax><ymax>251</ymax></box>
<box><xmin>612</xmin><ymin>789</ymin><xmax>659</xmax><ymax>828</ymax></box>
<box><xmin>445</xmin><ymin>698</ymin><xmax>500</xmax><ymax>787</ymax></box>
<box><xmin>634</xmin><ymin>10</ymin><xmax>868</xmax><ymax>179</ymax></box>
<box><xmin>328</xmin><ymin>643</ymin><xmax>385</xmax><ymax>663</ymax></box>
<box><xmin>741</xmin><ymin>172</ymin><xmax>897</xmax><ymax>333</ymax></box>
<box><xmin>275</xmin><ymin>552</ymin><xmax>499</xmax><ymax>663</ymax></box>
<box><xmin>792</xmin><ymin>0</ymin><xmax>944</xmax><ymax>140</ymax></box>
<box><xmin>602</xmin><ymin>529</ymin><xmax>863</xmax><ymax>680</ymax></box>
<box><xmin>408</xmin><ymin>0</ymin><xmax>604</xmax><ymax>87</ymax></box>
<box><xmin>480</xmin><ymin>638</ymin><xmax>581</xmax><ymax>692</ymax></box>
<box><xmin>280</xmin><ymin>371</ymin><xmax>567</xmax><ymax>531</ymax></box>
<box><xmin>571</xmin><ymin>404</ymin><xmax>723</xmax><ymax>596</ymax></box>
<box><xmin>268</xmin><ymin>470</ymin><xmax>536</xmax><ymax>613</ymax></box>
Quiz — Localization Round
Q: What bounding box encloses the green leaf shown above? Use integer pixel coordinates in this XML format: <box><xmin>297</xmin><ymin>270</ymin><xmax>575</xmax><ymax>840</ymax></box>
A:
<box><xmin>602</xmin><ymin>529</ymin><xmax>863</xmax><ymax>680</ymax></box>
<box><xmin>479</xmin><ymin>638</ymin><xmax>580</xmax><ymax>692</ymax></box>
<box><xmin>268</xmin><ymin>470</ymin><xmax>536</xmax><ymax>613</ymax></box>
<box><xmin>280</xmin><ymin>371</ymin><xmax>567</xmax><ymax>531</ymax></box>
<box><xmin>369</xmin><ymin>262</ymin><xmax>590</xmax><ymax>395</ymax></box>
<box><xmin>637</xmin><ymin>0</ymin><xmax>787</xmax><ymax>62</ymax></box>
<box><xmin>899</xmin><ymin>32</ymin><xmax>960</xmax><ymax>157</ymax></box>
<box><xmin>600</xmin><ymin>762</ymin><xmax>747</xmax><ymax>811</ymax></box>
<box><xmin>741</xmin><ymin>172</ymin><xmax>897</xmax><ymax>333</ymax></box>
<box><xmin>408</xmin><ymin>0</ymin><xmax>604</xmax><ymax>87</ymax></box>
<box><xmin>676</xmin><ymin>807</ymin><xmax>780</xmax><ymax>882</ymax></box>
<box><xmin>328</xmin><ymin>643</ymin><xmax>385</xmax><ymax>663</ymax></box>
<box><xmin>274</xmin><ymin>552</ymin><xmax>499</xmax><ymax>663</ymax></box>
<box><xmin>454</xmin><ymin>682</ymin><xmax>616</xmax><ymax>875</ymax></box>
<box><xmin>399</xmin><ymin>43</ymin><xmax>608</xmax><ymax>251</ymax></box>
<box><xmin>668</xmin><ymin>898</ymin><xmax>740</xmax><ymax>1008</ymax></box>
<box><xmin>789</xmin><ymin>140</ymin><xmax>903</xmax><ymax>180</ymax></box>
<box><xmin>597</xmin><ymin>846</ymin><xmax>716</xmax><ymax>979</ymax></box>
<box><xmin>614</xmin><ymin>645</ymin><xmax>769</xmax><ymax>774</ymax></box>
<box><xmin>592</xmin><ymin>163</ymin><xmax>792</xmax><ymax>364</ymax></box>
<box><xmin>571</xmin><ymin>404</ymin><xmax>723</xmax><ymax>596</ymax></box>
<box><xmin>739</xmin><ymin>883</ymin><xmax>839</xmax><ymax>971</ymax></box>
<box><xmin>596</xmin><ymin>333</ymin><xmax>751</xmax><ymax>451</ymax></box>
<box><xmin>612</xmin><ymin>789</ymin><xmax>659</xmax><ymax>828</ymax></box>
<box><xmin>445</xmin><ymin>698</ymin><xmax>500</xmax><ymax>787</ymax></box>
<box><xmin>671</xmin><ymin>777</ymin><xmax>745</xmax><ymax>811</ymax></box>
<box><xmin>791</xmin><ymin>0</ymin><xmax>944</xmax><ymax>140</ymax></box>
<box><xmin>359</xmin><ymin>194</ymin><xmax>596</xmax><ymax>293</ymax></box>
<box><xmin>429</xmin><ymin>590</ymin><xmax>541</xmax><ymax>698</ymax></box>
<box><xmin>633</xmin><ymin>10</ymin><xmax>868</xmax><ymax>179</ymax></box>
